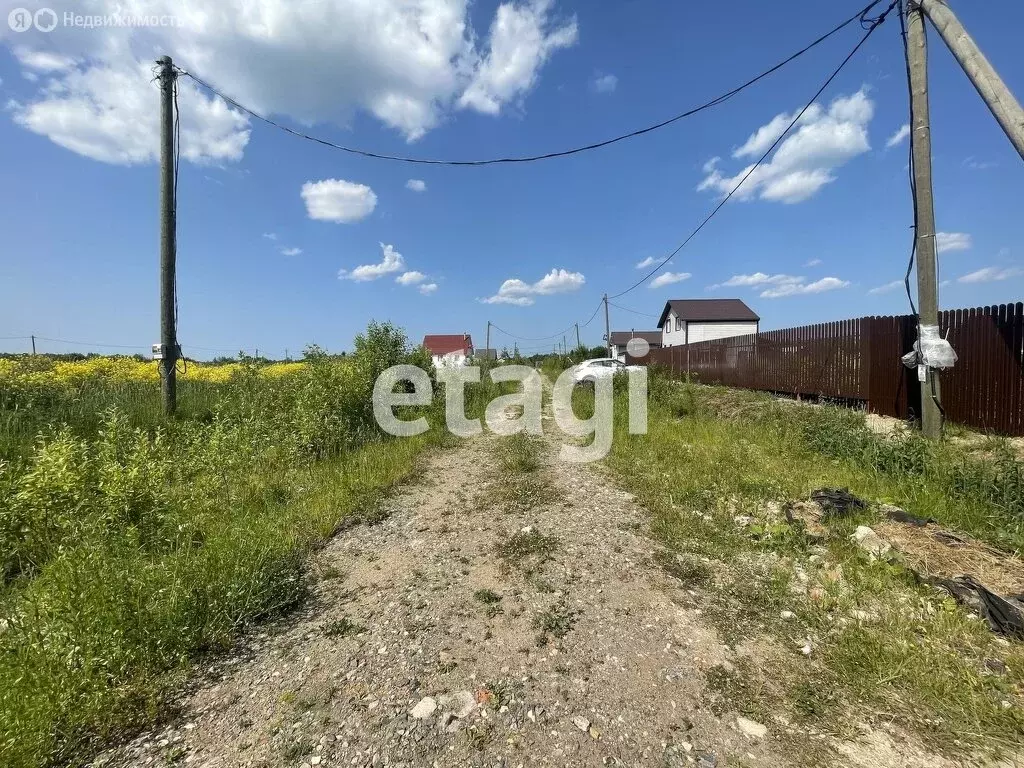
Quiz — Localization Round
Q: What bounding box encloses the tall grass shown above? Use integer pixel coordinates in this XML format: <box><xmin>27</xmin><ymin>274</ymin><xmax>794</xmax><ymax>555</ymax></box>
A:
<box><xmin>0</xmin><ymin>322</ymin><xmax>444</xmax><ymax>768</ymax></box>
<box><xmin>600</xmin><ymin>375</ymin><xmax>1024</xmax><ymax>755</ymax></box>
<box><xmin>685</xmin><ymin>385</ymin><xmax>1024</xmax><ymax>551</ymax></box>
<box><xmin>0</xmin><ymin>379</ymin><xmax>223</xmax><ymax>464</ymax></box>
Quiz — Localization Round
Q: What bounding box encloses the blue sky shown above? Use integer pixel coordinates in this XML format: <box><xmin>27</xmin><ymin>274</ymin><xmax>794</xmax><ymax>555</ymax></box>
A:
<box><xmin>0</xmin><ymin>0</ymin><xmax>1022</xmax><ymax>358</ymax></box>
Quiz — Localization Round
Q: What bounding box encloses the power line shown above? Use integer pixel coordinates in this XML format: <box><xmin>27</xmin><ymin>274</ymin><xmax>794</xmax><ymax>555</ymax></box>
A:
<box><xmin>0</xmin><ymin>337</ymin><xmax>262</xmax><ymax>354</ymax></box>
<box><xmin>579</xmin><ymin>300</ymin><xmax>604</xmax><ymax>329</ymax></box>
<box><xmin>32</xmin><ymin>336</ymin><xmax>150</xmax><ymax>350</ymax></box>
<box><xmin>608</xmin><ymin>302</ymin><xmax>659</xmax><ymax>319</ymax></box>
<box><xmin>610</xmin><ymin>0</ymin><xmax>898</xmax><ymax>300</ymax></box>
<box><xmin>489</xmin><ymin>320</ymin><xmax>579</xmax><ymax>343</ymax></box>
<box><xmin>182</xmin><ymin>343</ymin><xmax>254</xmax><ymax>354</ymax></box>
<box><xmin>177</xmin><ymin>0</ymin><xmax>883</xmax><ymax>168</ymax></box>
<box><xmin>489</xmin><ymin>297</ymin><xmax>604</xmax><ymax>342</ymax></box>
<box><xmin>897</xmin><ymin>0</ymin><xmax>919</xmax><ymax>317</ymax></box>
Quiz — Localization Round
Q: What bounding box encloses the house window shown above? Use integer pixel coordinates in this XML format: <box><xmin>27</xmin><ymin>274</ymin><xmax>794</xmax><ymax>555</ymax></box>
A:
<box><xmin>676</xmin><ymin>318</ymin><xmax>683</xmax><ymax>331</ymax></box>
<box><xmin>666</xmin><ymin>324</ymin><xmax>670</xmax><ymax>334</ymax></box>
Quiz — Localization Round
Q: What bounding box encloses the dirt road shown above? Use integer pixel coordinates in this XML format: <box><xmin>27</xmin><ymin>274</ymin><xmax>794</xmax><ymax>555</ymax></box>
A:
<box><xmin>94</xmin><ymin>397</ymin><xmax>960</xmax><ymax>768</ymax></box>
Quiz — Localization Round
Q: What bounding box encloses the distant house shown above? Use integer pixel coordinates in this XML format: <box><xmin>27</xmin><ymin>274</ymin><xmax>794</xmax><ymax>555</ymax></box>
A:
<box><xmin>657</xmin><ymin>299</ymin><xmax>759</xmax><ymax>348</ymax></box>
<box><xmin>422</xmin><ymin>334</ymin><xmax>473</xmax><ymax>367</ymax></box>
<box><xmin>476</xmin><ymin>348</ymin><xmax>498</xmax><ymax>361</ymax></box>
<box><xmin>609</xmin><ymin>330</ymin><xmax>662</xmax><ymax>362</ymax></box>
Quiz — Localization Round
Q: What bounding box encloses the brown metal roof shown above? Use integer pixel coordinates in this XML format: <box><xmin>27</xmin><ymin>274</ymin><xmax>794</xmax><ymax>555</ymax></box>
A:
<box><xmin>422</xmin><ymin>334</ymin><xmax>473</xmax><ymax>355</ymax></box>
<box><xmin>609</xmin><ymin>330</ymin><xmax>662</xmax><ymax>345</ymax></box>
<box><xmin>657</xmin><ymin>299</ymin><xmax>759</xmax><ymax>328</ymax></box>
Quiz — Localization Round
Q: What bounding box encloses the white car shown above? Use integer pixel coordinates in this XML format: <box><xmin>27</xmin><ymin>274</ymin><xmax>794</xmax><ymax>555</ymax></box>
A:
<box><xmin>571</xmin><ymin>357</ymin><xmax>641</xmax><ymax>385</ymax></box>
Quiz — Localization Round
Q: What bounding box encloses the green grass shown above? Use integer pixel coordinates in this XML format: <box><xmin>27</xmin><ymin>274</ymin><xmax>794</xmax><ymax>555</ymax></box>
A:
<box><xmin>473</xmin><ymin>588</ymin><xmax>504</xmax><ymax>618</ymax></box>
<box><xmin>0</xmin><ymin>432</ymin><xmax>434</xmax><ymax>768</ymax></box>
<box><xmin>532</xmin><ymin>601</ymin><xmax>579</xmax><ymax>645</ymax></box>
<box><xmin>0</xmin><ymin>322</ymin><xmax>449</xmax><ymax>768</ymax></box>
<box><xmin>496</xmin><ymin>432</ymin><xmax>542</xmax><ymax>474</ymax></box>
<box><xmin>323</xmin><ymin>616</ymin><xmax>366</xmax><ymax>638</ymax></box>
<box><xmin>473</xmin><ymin>588</ymin><xmax>502</xmax><ymax>604</ymax></box>
<box><xmin>0</xmin><ymin>379</ymin><xmax>224</xmax><ymax>465</ymax></box>
<box><xmin>495</xmin><ymin>529</ymin><xmax>559</xmax><ymax>581</ymax></box>
<box><xmin>600</xmin><ymin>378</ymin><xmax>1024</xmax><ymax>757</ymax></box>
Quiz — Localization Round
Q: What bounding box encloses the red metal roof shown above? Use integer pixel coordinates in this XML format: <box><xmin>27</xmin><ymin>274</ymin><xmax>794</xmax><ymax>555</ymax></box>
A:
<box><xmin>422</xmin><ymin>334</ymin><xmax>473</xmax><ymax>355</ymax></box>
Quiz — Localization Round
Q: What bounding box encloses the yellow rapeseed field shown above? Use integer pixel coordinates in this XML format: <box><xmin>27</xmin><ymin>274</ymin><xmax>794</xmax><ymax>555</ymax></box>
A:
<box><xmin>0</xmin><ymin>356</ymin><xmax>306</xmax><ymax>385</ymax></box>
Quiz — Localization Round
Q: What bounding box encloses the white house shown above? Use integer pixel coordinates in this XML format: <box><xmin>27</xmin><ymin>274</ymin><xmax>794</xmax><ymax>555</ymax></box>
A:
<box><xmin>609</xmin><ymin>330</ymin><xmax>663</xmax><ymax>362</ymax></box>
<box><xmin>422</xmin><ymin>334</ymin><xmax>473</xmax><ymax>367</ymax></box>
<box><xmin>657</xmin><ymin>299</ymin><xmax>759</xmax><ymax>348</ymax></box>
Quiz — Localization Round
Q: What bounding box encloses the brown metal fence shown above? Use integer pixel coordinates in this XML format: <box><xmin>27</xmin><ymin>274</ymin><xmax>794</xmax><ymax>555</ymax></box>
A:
<box><xmin>638</xmin><ymin>303</ymin><xmax>1024</xmax><ymax>436</ymax></box>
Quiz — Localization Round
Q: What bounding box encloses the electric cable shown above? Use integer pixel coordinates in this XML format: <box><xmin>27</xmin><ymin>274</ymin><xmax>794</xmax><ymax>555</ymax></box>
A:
<box><xmin>489</xmin><ymin>297</ymin><xmax>604</xmax><ymax>342</ymax></box>
<box><xmin>608</xmin><ymin>302</ymin><xmax>659</xmax><ymax>319</ymax></box>
<box><xmin>609</xmin><ymin>0</ymin><xmax>898</xmax><ymax>300</ymax></box>
<box><xmin>898</xmin><ymin>0</ymin><xmax>918</xmax><ymax>317</ymax></box>
<box><xmin>897</xmin><ymin>0</ymin><xmax>945</xmax><ymax>424</ymax></box>
<box><xmin>32</xmin><ymin>336</ymin><xmax>149</xmax><ymax>350</ymax></box>
<box><xmin>176</xmin><ymin>0</ymin><xmax>883</xmax><ymax>168</ymax></box>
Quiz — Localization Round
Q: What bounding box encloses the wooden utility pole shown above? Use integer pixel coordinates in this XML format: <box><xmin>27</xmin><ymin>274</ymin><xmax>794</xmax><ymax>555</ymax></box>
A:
<box><xmin>30</xmin><ymin>335</ymin><xmax>36</xmax><ymax>355</ymax></box>
<box><xmin>906</xmin><ymin>3</ymin><xmax>942</xmax><ymax>439</ymax></box>
<box><xmin>157</xmin><ymin>55</ymin><xmax>178</xmax><ymax>415</ymax></box>
<box><xmin>919</xmin><ymin>0</ymin><xmax>1024</xmax><ymax>161</ymax></box>
<box><xmin>485</xmin><ymin>321</ymin><xmax>491</xmax><ymax>365</ymax></box>
<box><xmin>603</xmin><ymin>294</ymin><xmax>611</xmax><ymax>358</ymax></box>
<box><xmin>574</xmin><ymin>322</ymin><xmax>581</xmax><ymax>352</ymax></box>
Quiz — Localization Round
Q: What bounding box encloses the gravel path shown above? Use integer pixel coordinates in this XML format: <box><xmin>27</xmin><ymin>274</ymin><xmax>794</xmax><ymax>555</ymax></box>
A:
<box><xmin>92</xmin><ymin>390</ymin><xmax>958</xmax><ymax>768</ymax></box>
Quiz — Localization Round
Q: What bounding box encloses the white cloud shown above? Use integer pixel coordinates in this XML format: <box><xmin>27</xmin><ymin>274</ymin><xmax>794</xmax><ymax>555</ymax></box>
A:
<box><xmin>650</xmin><ymin>272</ymin><xmax>691</xmax><ymax>289</ymax></box>
<box><xmin>280</xmin><ymin>246</ymin><xmax>303</xmax><ymax>257</ymax></box>
<box><xmin>13</xmin><ymin>48</ymin><xmax>77</xmax><ymax>72</ymax></box>
<box><xmin>885</xmin><ymin>124</ymin><xmax>910</xmax><ymax>148</ymax></box>
<box><xmin>702</xmin><ymin>156</ymin><xmax>721</xmax><ymax>174</ymax></box>
<box><xmin>964</xmin><ymin>157</ymin><xmax>997</xmax><ymax>170</ymax></box>
<box><xmin>936</xmin><ymin>232</ymin><xmax>972</xmax><ymax>253</ymax></box>
<box><xmin>709</xmin><ymin>273</ymin><xmax>803</xmax><ymax>289</ymax></box>
<box><xmin>458</xmin><ymin>0</ymin><xmax>578</xmax><ymax>115</ymax></box>
<box><xmin>804</xmin><ymin>258</ymin><xmax>822</xmax><ymax>267</ymax></box>
<box><xmin>302</xmin><ymin>179</ymin><xmax>377</xmax><ymax>223</ymax></box>
<box><xmin>635</xmin><ymin>256</ymin><xmax>658</xmax><ymax>269</ymax></box>
<box><xmin>10</xmin><ymin>61</ymin><xmax>250</xmax><ymax>165</ymax></box>
<box><xmin>867</xmin><ymin>279</ymin><xmax>903</xmax><ymax>295</ymax></box>
<box><xmin>698</xmin><ymin>88</ymin><xmax>874</xmax><ymax>204</ymax></box>
<box><xmin>591</xmin><ymin>72</ymin><xmax>617</xmax><ymax>93</ymax></box>
<box><xmin>707</xmin><ymin>271</ymin><xmax>848</xmax><ymax>297</ymax></box>
<box><xmin>262</xmin><ymin>233</ymin><xmax>278</xmax><ymax>241</ymax></box>
<box><xmin>760</xmin><ymin>276</ymin><xmax>849</xmax><ymax>298</ymax></box>
<box><xmin>396</xmin><ymin>270</ymin><xmax>426</xmax><ymax>285</ymax></box>
<box><xmin>6</xmin><ymin>0</ymin><xmax>575</xmax><ymax>162</ymax></box>
<box><xmin>481</xmin><ymin>292</ymin><xmax>534</xmax><ymax>306</ymax></box>
<box><xmin>957</xmin><ymin>266</ymin><xmax>1024</xmax><ymax>284</ymax></box>
<box><xmin>481</xmin><ymin>267</ymin><xmax>585</xmax><ymax>305</ymax></box>
<box><xmin>731</xmin><ymin>109</ymin><xmax>812</xmax><ymax>159</ymax></box>
<box><xmin>405</xmin><ymin>179</ymin><xmax>427</xmax><ymax>192</ymax></box>
<box><xmin>419</xmin><ymin>282</ymin><xmax>439</xmax><ymax>295</ymax></box>
<box><xmin>339</xmin><ymin>243</ymin><xmax>406</xmax><ymax>282</ymax></box>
